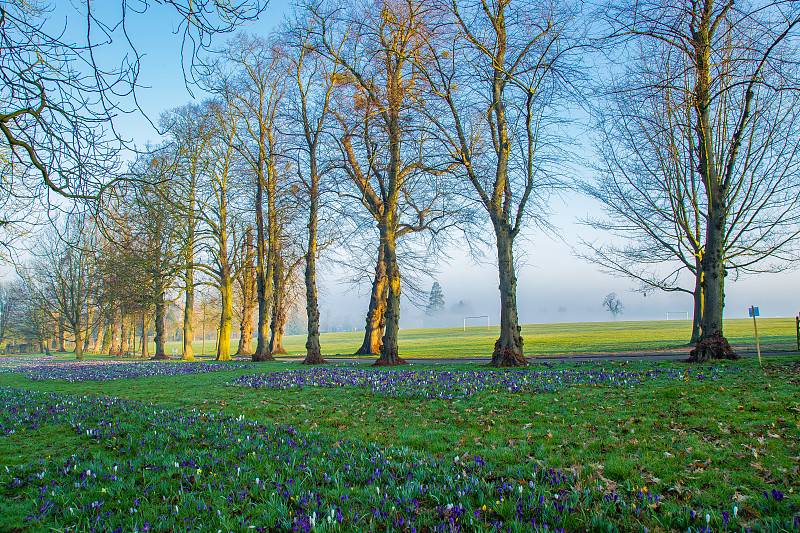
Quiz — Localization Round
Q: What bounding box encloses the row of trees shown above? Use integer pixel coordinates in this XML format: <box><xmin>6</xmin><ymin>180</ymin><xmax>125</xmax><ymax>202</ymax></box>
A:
<box><xmin>3</xmin><ymin>0</ymin><xmax>799</xmax><ymax>365</ymax></box>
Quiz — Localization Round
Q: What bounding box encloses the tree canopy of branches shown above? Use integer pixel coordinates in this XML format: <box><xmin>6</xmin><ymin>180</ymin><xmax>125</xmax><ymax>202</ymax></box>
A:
<box><xmin>422</xmin><ymin>0</ymin><xmax>581</xmax><ymax>366</ymax></box>
<box><xmin>591</xmin><ymin>0</ymin><xmax>800</xmax><ymax>357</ymax></box>
<box><xmin>0</xmin><ymin>1</ymin><xmax>267</xmax><ymax>251</ymax></box>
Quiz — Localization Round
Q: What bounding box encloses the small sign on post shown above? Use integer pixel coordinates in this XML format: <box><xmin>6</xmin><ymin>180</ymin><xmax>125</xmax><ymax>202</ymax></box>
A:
<box><xmin>750</xmin><ymin>306</ymin><xmax>762</xmax><ymax>367</ymax></box>
<box><xmin>796</xmin><ymin>313</ymin><xmax>799</xmax><ymax>352</ymax></box>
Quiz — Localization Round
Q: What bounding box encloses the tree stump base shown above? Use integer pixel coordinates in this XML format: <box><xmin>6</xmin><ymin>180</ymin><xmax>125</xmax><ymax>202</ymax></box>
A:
<box><xmin>686</xmin><ymin>332</ymin><xmax>739</xmax><ymax>362</ymax></box>
<box><xmin>490</xmin><ymin>336</ymin><xmax>528</xmax><ymax>367</ymax></box>
<box><xmin>252</xmin><ymin>353</ymin><xmax>276</xmax><ymax>362</ymax></box>
<box><xmin>373</xmin><ymin>345</ymin><xmax>407</xmax><ymax>366</ymax></box>
<box><xmin>150</xmin><ymin>354</ymin><xmax>170</xmax><ymax>360</ymax></box>
<box><xmin>302</xmin><ymin>352</ymin><xmax>328</xmax><ymax>365</ymax></box>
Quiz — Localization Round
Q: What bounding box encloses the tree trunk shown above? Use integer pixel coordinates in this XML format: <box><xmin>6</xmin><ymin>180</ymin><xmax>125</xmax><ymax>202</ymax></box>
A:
<box><xmin>253</xmin><ymin>152</ymin><xmax>275</xmax><ymax>362</ymax></box>
<box><xmin>119</xmin><ymin>314</ymin><xmax>128</xmax><ymax>357</ymax></box>
<box><xmin>491</xmin><ymin>224</ymin><xmax>527</xmax><ymax>367</ymax></box>
<box><xmin>58</xmin><ymin>322</ymin><xmax>66</xmax><ymax>352</ymax></box>
<box><xmin>302</xmin><ymin>181</ymin><xmax>326</xmax><ymax>365</ymax></box>
<box><xmin>374</xmin><ymin>225</ymin><xmax>406</xmax><ymax>366</ymax></box>
<box><xmin>268</xmin><ymin>250</ymin><xmax>287</xmax><ymax>355</ymax></box>
<box><xmin>74</xmin><ymin>328</ymin><xmax>84</xmax><ymax>361</ymax></box>
<box><xmin>236</xmin><ymin>228</ymin><xmax>256</xmax><ymax>356</ymax></box>
<box><xmin>693</xmin><ymin>14</ymin><xmax>730</xmax><ymax>357</ymax></box>
<box><xmin>355</xmin><ymin>245</ymin><xmax>387</xmax><ymax>355</ymax></box>
<box><xmin>152</xmin><ymin>282</ymin><xmax>168</xmax><ymax>359</ymax></box>
<box><xmin>689</xmin><ymin>258</ymin><xmax>703</xmax><ymax>345</ymax></box>
<box><xmin>182</xmin><ymin>276</ymin><xmax>195</xmax><ymax>361</ymax></box>
<box><xmin>140</xmin><ymin>313</ymin><xmax>150</xmax><ymax>359</ymax></box>
<box><xmin>101</xmin><ymin>322</ymin><xmax>112</xmax><ymax>354</ymax></box>
<box><xmin>131</xmin><ymin>315</ymin><xmax>137</xmax><ymax>356</ymax></box>
<box><xmin>217</xmin><ymin>275</ymin><xmax>234</xmax><ymax>361</ymax></box>
<box><xmin>109</xmin><ymin>311</ymin><xmax>120</xmax><ymax>356</ymax></box>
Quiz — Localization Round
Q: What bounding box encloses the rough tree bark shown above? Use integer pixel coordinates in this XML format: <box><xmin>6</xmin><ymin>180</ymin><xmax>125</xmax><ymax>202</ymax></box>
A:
<box><xmin>253</xmin><ymin>151</ymin><xmax>275</xmax><ymax>362</ymax></box>
<box><xmin>268</xmin><ymin>250</ymin><xmax>288</xmax><ymax>355</ymax></box>
<box><xmin>374</xmin><ymin>223</ymin><xmax>406</xmax><ymax>366</ymax></box>
<box><xmin>302</xmin><ymin>177</ymin><xmax>326</xmax><ymax>364</ymax></box>
<box><xmin>236</xmin><ymin>228</ymin><xmax>256</xmax><ymax>356</ymax></box>
<box><xmin>491</xmin><ymin>223</ymin><xmax>525</xmax><ymax>367</ymax></box>
<box><xmin>355</xmin><ymin>245</ymin><xmax>387</xmax><ymax>355</ymax></box>
<box><xmin>152</xmin><ymin>285</ymin><xmax>167</xmax><ymax>359</ymax></box>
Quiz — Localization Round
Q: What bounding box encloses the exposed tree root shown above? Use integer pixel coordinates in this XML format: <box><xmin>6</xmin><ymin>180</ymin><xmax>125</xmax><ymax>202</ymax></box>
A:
<box><xmin>373</xmin><ymin>344</ymin><xmax>407</xmax><ymax>366</ymax></box>
<box><xmin>302</xmin><ymin>352</ymin><xmax>328</xmax><ymax>365</ymax></box>
<box><xmin>490</xmin><ymin>335</ymin><xmax>527</xmax><ymax>367</ymax></box>
<box><xmin>686</xmin><ymin>331</ymin><xmax>739</xmax><ymax>362</ymax></box>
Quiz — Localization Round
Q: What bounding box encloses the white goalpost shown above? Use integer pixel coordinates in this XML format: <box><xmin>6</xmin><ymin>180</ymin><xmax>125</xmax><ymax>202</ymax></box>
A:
<box><xmin>665</xmin><ymin>311</ymin><xmax>689</xmax><ymax>320</ymax></box>
<box><xmin>464</xmin><ymin>315</ymin><xmax>490</xmax><ymax>331</ymax></box>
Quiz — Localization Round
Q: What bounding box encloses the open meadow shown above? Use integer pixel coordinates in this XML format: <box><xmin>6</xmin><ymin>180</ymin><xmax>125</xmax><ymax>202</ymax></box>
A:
<box><xmin>175</xmin><ymin>318</ymin><xmax>799</xmax><ymax>358</ymax></box>
<box><xmin>1</xmin><ymin>320</ymin><xmax>799</xmax><ymax>532</ymax></box>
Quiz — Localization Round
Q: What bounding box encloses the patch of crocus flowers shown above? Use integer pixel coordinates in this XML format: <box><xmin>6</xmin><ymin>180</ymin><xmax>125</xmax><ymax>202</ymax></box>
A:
<box><xmin>228</xmin><ymin>365</ymin><xmax>739</xmax><ymax>399</ymax></box>
<box><xmin>2</xmin><ymin>387</ymin><xmax>792</xmax><ymax>532</ymax></box>
<box><xmin>0</xmin><ymin>358</ymin><xmax>255</xmax><ymax>382</ymax></box>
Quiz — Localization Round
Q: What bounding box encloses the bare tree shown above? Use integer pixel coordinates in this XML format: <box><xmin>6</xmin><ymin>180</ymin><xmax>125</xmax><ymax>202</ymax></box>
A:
<box><xmin>598</xmin><ymin>0</ymin><xmax>800</xmax><ymax>358</ymax></box>
<box><xmin>212</xmin><ymin>34</ymin><xmax>287</xmax><ymax>362</ymax></box>
<box><xmin>123</xmin><ymin>150</ymin><xmax>188</xmax><ymax>359</ymax></box>
<box><xmin>12</xmin><ymin>280</ymin><xmax>55</xmax><ymax>354</ymax></box>
<box><xmin>281</xmin><ymin>11</ymin><xmax>342</xmax><ymax>365</ymax></box>
<box><xmin>311</xmin><ymin>0</ymin><xmax>459</xmax><ymax>366</ymax></box>
<box><xmin>24</xmin><ymin>222</ymin><xmax>98</xmax><ymax>360</ymax></box>
<box><xmin>0</xmin><ymin>281</ymin><xmax>20</xmax><ymax>347</ymax></box>
<box><xmin>422</xmin><ymin>0</ymin><xmax>581</xmax><ymax>366</ymax></box>
<box><xmin>602</xmin><ymin>292</ymin><xmax>623</xmax><ymax>318</ymax></box>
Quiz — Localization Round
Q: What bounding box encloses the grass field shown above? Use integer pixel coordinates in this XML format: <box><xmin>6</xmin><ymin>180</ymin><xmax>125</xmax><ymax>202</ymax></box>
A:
<box><xmin>1</xmin><ymin>321</ymin><xmax>799</xmax><ymax>532</ymax></box>
<box><xmin>165</xmin><ymin>317</ymin><xmax>798</xmax><ymax>358</ymax></box>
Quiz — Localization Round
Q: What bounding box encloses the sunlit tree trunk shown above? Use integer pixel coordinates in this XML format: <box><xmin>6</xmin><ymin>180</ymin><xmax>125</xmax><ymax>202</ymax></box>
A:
<box><xmin>236</xmin><ymin>228</ymin><xmax>256</xmax><ymax>356</ymax></box>
<box><xmin>268</xmin><ymin>249</ymin><xmax>287</xmax><ymax>355</ymax></box>
<box><xmin>182</xmin><ymin>173</ymin><xmax>197</xmax><ymax>361</ymax></box>
<box><xmin>355</xmin><ymin>246</ymin><xmax>387</xmax><ymax>356</ymax></box>
<box><xmin>374</xmin><ymin>222</ymin><xmax>406</xmax><ymax>366</ymax></box>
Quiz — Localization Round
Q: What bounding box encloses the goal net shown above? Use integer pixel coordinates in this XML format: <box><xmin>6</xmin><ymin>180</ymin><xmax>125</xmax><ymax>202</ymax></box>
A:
<box><xmin>463</xmin><ymin>315</ymin><xmax>490</xmax><ymax>331</ymax></box>
<box><xmin>665</xmin><ymin>311</ymin><xmax>689</xmax><ymax>320</ymax></box>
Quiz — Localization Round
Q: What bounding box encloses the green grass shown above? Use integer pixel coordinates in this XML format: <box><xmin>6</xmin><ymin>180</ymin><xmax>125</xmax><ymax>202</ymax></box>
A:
<box><xmin>161</xmin><ymin>317</ymin><xmax>798</xmax><ymax>358</ymax></box>
<box><xmin>1</xmin><ymin>320</ymin><xmax>799</xmax><ymax>531</ymax></box>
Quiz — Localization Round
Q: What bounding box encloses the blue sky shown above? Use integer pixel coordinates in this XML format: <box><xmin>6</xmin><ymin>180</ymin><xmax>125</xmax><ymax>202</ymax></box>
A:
<box><xmin>53</xmin><ymin>0</ymin><xmax>800</xmax><ymax>327</ymax></box>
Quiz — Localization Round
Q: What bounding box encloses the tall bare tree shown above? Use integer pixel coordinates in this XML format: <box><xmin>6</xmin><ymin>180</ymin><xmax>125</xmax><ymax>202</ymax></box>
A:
<box><xmin>312</xmin><ymin>0</ymin><xmax>458</xmax><ymax>365</ymax></box>
<box><xmin>422</xmin><ymin>0</ymin><xmax>580</xmax><ymax>366</ymax></box>
<box><xmin>599</xmin><ymin>0</ymin><xmax>800</xmax><ymax>357</ymax></box>
<box><xmin>282</xmin><ymin>13</ymin><xmax>342</xmax><ymax>364</ymax></box>
<box><xmin>213</xmin><ymin>34</ymin><xmax>287</xmax><ymax>361</ymax></box>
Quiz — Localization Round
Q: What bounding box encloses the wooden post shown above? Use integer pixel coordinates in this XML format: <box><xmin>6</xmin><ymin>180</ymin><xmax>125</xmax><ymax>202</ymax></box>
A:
<box><xmin>796</xmin><ymin>316</ymin><xmax>799</xmax><ymax>351</ymax></box>
<box><xmin>750</xmin><ymin>306</ymin><xmax>761</xmax><ymax>367</ymax></box>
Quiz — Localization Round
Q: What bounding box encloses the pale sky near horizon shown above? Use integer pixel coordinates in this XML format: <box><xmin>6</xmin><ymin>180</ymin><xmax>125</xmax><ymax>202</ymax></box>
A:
<box><xmin>33</xmin><ymin>0</ymin><xmax>800</xmax><ymax>328</ymax></box>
